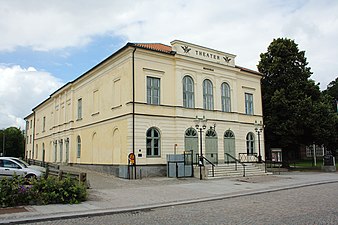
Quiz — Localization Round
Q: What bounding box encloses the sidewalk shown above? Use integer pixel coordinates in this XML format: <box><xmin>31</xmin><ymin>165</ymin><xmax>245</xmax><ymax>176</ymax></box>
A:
<box><xmin>1</xmin><ymin>171</ymin><xmax>338</xmax><ymax>224</ymax></box>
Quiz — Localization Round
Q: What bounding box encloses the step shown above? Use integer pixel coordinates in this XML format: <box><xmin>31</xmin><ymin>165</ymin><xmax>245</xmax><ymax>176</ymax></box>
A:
<box><xmin>206</xmin><ymin>163</ymin><xmax>271</xmax><ymax>179</ymax></box>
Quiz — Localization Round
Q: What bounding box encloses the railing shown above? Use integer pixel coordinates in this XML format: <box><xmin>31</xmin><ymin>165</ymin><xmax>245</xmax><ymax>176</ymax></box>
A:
<box><xmin>238</xmin><ymin>153</ymin><xmax>268</xmax><ymax>173</ymax></box>
<box><xmin>27</xmin><ymin>158</ymin><xmax>60</xmax><ymax>170</ymax></box>
<box><xmin>252</xmin><ymin>154</ymin><xmax>267</xmax><ymax>173</ymax></box>
<box><xmin>224</xmin><ymin>153</ymin><xmax>246</xmax><ymax>177</ymax></box>
<box><xmin>203</xmin><ymin>156</ymin><xmax>215</xmax><ymax>177</ymax></box>
<box><xmin>265</xmin><ymin>159</ymin><xmax>283</xmax><ymax>174</ymax></box>
<box><xmin>196</xmin><ymin>154</ymin><xmax>216</xmax><ymax>178</ymax></box>
<box><xmin>26</xmin><ymin>159</ymin><xmax>87</xmax><ymax>185</ymax></box>
<box><xmin>239</xmin><ymin>153</ymin><xmax>258</xmax><ymax>163</ymax></box>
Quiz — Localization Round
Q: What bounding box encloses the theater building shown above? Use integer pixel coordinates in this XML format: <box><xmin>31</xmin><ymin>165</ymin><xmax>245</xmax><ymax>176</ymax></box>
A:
<box><xmin>25</xmin><ymin>40</ymin><xmax>264</xmax><ymax>178</ymax></box>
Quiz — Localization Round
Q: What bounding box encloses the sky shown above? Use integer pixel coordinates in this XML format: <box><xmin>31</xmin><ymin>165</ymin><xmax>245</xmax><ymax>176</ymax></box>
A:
<box><xmin>0</xmin><ymin>0</ymin><xmax>337</xmax><ymax>129</ymax></box>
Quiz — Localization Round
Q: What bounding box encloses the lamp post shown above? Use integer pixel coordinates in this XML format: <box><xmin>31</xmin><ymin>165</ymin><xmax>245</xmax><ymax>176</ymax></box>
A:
<box><xmin>254</xmin><ymin>121</ymin><xmax>263</xmax><ymax>163</ymax></box>
<box><xmin>195</xmin><ymin>116</ymin><xmax>207</xmax><ymax>180</ymax></box>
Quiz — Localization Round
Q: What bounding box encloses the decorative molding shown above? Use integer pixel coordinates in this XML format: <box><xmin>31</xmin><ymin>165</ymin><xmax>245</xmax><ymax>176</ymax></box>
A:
<box><xmin>181</xmin><ymin>45</ymin><xmax>191</xmax><ymax>54</ymax></box>
<box><xmin>223</xmin><ymin>56</ymin><xmax>231</xmax><ymax>63</ymax></box>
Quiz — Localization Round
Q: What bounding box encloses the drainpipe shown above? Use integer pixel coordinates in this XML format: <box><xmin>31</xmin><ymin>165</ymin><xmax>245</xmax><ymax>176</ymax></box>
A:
<box><xmin>132</xmin><ymin>47</ymin><xmax>137</xmax><ymax>178</ymax></box>
<box><xmin>32</xmin><ymin>110</ymin><xmax>36</xmax><ymax>160</ymax></box>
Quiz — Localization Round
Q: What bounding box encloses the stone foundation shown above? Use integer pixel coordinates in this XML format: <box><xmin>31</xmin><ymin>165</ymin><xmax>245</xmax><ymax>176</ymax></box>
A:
<box><xmin>69</xmin><ymin>163</ymin><xmax>167</xmax><ymax>178</ymax></box>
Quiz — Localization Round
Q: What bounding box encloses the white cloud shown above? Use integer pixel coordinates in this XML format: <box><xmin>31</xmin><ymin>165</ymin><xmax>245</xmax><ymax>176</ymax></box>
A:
<box><xmin>0</xmin><ymin>65</ymin><xmax>63</xmax><ymax>129</ymax></box>
<box><xmin>0</xmin><ymin>0</ymin><xmax>337</xmax><ymax>89</ymax></box>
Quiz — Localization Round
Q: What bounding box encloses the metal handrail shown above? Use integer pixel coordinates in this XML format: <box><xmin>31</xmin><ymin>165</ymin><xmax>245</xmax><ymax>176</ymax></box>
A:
<box><xmin>203</xmin><ymin>156</ymin><xmax>215</xmax><ymax>177</ymax></box>
<box><xmin>252</xmin><ymin>154</ymin><xmax>267</xmax><ymax>173</ymax></box>
<box><xmin>196</xmin><ymin>154</ymin><xmax>216</xmax><ymax>177</ymax></box>
<box><xmin>224</xmin><ymin>153</ymin><xmax>246</xmax><ymax>177</ymax></box>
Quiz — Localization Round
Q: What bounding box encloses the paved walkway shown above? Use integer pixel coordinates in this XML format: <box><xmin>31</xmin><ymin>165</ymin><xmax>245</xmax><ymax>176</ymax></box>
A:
<box><xmin>1</xmin><ymin>168</ymin><xmax>338</xmax><ymax>224</ymax></box>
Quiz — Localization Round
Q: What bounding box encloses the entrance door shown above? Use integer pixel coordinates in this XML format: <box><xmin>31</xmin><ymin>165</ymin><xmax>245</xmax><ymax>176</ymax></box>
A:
<box><xmin>224</xmin><ymin>130</ymin><xmax>236</xmax><ymax>162</ymax></box>
<box><xmin>205</xmin><ymin>129</ymin><xmax>218</xmax><ymax>164</ymax></box>
<box><xmin>184</xmin><ymin>128</ymin><xmax>198</xmax><ymax>164</ymax></box>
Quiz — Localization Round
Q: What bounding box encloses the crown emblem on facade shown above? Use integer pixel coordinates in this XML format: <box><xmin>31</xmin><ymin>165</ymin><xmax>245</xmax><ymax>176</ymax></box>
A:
<box><xmin>181</xmin><ymin>45</ymin><xmax>191</xmax><ymax>53</ymax></box>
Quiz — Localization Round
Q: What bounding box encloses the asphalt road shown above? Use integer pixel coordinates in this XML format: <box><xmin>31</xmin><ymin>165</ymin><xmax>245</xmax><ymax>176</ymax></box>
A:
<box><xmin>25</xmin><ymin>182</ymin><xmax>338</xmax><ymax>225</ymax></box>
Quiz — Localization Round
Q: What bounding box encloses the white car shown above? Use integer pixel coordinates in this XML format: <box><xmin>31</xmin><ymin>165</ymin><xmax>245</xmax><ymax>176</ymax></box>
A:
<box><xmin>9</xmin><ymin>157</ymin><xmax>46</xmax><ymax>173</ymax></box>
<box><xmin>0</xmin><ymin>157</ymin><xmax>43</xmax><ymax>179</ymax></box>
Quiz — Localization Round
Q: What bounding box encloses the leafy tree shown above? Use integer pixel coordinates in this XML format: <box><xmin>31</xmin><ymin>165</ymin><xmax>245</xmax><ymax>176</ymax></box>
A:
<box><xmin>324</xmin><ymin>77</ymin><xmax>338</xmax><ymax>99</ymax></box>
<box><xmin>323</xmin><ymin>77</ymin><xmax>338</xmax><ymax>111</ymax></box>
<box><xmin>258</xmin><ymin>38</ymin><xmax>337</xmax><ymax>160</ymax></box>
<box><xmin>0</xmin><ymin>127</ymin><xmax>25</xmax><ymax>157</ymax></box>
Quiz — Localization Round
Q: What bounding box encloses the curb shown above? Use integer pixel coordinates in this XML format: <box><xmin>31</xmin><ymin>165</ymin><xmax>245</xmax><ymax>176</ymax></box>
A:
<box><xmin>1</xmin><ymin>179</ymin><xmax>338</xmax><ymax>224</ymax></box>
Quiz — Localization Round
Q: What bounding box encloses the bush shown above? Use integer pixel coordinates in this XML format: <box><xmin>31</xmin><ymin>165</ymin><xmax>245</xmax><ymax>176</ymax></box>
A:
<box><xmin>0</xmin><ymin>175</ymin><xmax>87</xmax><ymax>207</ymax></box>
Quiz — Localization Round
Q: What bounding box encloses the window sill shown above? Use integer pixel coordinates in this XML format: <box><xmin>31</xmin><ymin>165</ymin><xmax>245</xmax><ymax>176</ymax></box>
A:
<box><xmin>91</xmin><ymin>112</ymin><xmax>100</xmax><ymax>116</ymax></box>
<box><xmin>111</xmin><ymin>105</ymin><xmax>122</xmax><ymax>110</ymax></box>
<box><xmin>76</xmin><ymin>118</ymin><xmax>83</xmax><ymax>121</ymax></box>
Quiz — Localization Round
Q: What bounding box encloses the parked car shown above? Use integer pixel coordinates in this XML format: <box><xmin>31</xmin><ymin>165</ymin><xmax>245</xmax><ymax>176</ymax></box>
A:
<box><xmin>9</xmin><ymin>157</ymin><xmax>46</xmax><ymax>173</ymax></box>
<box><xmin>0</xmin><ymin>157</ymin><xmax>43</xmax><ymax>179</ymax></box>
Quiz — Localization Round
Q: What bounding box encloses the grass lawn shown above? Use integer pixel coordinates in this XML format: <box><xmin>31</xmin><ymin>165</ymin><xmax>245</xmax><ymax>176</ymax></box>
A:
<box><xmin>290</xmin><ymin>158</ymin><xmax>338</xmax><ymax>171</ymax></box>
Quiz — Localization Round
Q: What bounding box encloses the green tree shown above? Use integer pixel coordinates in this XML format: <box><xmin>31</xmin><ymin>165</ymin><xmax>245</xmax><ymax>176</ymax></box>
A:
<box><xmin>258</xmin><ymin>38</ymin><xmax>337</xmax><ymax>160</ymax></box>
<box><xmin>0</xmin><ymin>127</ymin><xmax>25</xmax><ymax>157</ymax></box>
<box><xmin>323</xmin><ymin>77</ymin><xmax>338</xmax><ymax>112</ymax></box>
<box><xmin>324</xmin><ymin>77</ymin><xmax>338</xmax><ymax>99</ymax></box>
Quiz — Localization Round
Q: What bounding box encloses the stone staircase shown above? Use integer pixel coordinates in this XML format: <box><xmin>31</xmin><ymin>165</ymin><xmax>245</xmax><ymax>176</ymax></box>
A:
<box><xmin>206</xmin><ymin>163</ymin><xmax>271</xmax><ymax>179</ymax></box>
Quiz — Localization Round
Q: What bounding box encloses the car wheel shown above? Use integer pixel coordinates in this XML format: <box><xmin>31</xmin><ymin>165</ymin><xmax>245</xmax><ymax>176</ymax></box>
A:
<box><xmin>25</xmin><ymin>174</ymin><xmax>37</xmax><ymax>183</ymax></box>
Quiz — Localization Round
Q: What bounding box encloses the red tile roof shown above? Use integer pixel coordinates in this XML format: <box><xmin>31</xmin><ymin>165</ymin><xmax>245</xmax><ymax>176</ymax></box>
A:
<box><xmin>235</xmin><ymin>66</ymin><xmax>262</xmax><ymax>76</ymax></box>
<box><xmin>133</xmin><ymin>43</ymin><xmax>174</xmax><ymax>54</ymax></box>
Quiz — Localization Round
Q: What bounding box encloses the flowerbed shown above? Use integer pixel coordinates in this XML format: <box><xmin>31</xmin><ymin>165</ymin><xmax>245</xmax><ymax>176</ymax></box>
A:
<box><xmin>0</xmin><ymin>175</ymin><xmax>87</xmax><ymax>208</ymax></box>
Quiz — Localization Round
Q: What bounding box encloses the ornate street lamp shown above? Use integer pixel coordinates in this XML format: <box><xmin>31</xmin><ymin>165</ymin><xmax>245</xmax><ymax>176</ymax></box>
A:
<box><xmin>254</xmin><ymin>120</ymin><xmax>263</xmax><ymax>163</ymax></box>
<box><xmin>195</xmin><ymin>116</ymin><xmax>207</xmax><ymax>180</ymax></box>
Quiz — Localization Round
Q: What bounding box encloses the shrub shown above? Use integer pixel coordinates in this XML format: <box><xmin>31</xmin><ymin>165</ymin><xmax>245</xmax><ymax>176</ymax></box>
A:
<box><xmin>0</xmin><ymin>175</ymin><xmax>87</xmax><ymax>207</ymax></box>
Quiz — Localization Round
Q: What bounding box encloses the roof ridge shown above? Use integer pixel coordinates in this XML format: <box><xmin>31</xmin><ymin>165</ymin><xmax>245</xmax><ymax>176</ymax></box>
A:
<box><xmin>132</xmin><ymin>43</ymin><xmax>174</xmax><ymax>54</ymax></box>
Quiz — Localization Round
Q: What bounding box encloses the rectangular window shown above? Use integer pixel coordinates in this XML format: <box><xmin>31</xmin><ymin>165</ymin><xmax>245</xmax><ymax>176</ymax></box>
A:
<box><xmin>30</xmin><ymin>120</ymin><xmax>32</xmax><ymax>129</ymax></box>
<box><xmin>77</xmin><ymin>98</ymin><xmax>82</xmax><ymax>120</ymax></box>
<box><xmin>93</xmin><ymin>90</ymin><xmax>99</xmax><ymax>113</ymax></box>
<box><xmin>245</xmin><ymin>93</ymin><xmax>254</xmax><ymax>115</ymax></box>
<box><xmin>42</xmin><ymin>116</ymin><xmax>46</xmax><ymax>132</ymax></box>
<box><xmin>113</xmin><ymin>79</ymin><xmax>121</xmax><ymax>107</ymax></box>
<box><xmin>26</xmin><ymin>121</ymin><xmax>29</xmax><ymax>130</ymax></box>
<box><xmin>147</xmin><ymin>77</ymin><xmax>160</xmax><ymax>105</ymax></box>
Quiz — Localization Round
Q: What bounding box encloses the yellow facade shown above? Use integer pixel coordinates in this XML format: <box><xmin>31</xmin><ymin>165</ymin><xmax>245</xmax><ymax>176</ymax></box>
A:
<box><xmin>25</xmin><ymin>40</ymin><xmax>264</xmax><ymax>177</ymax></box>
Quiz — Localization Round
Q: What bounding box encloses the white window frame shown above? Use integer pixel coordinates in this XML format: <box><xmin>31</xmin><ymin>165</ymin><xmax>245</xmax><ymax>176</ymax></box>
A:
<box><xmin>147</xmin><ymin>77</ymin><xmax>160</xmax><ymax>105</ymax></box>
<box><xmin>146</xmin><ymin>128</ymin><xmax>161</xmax><ymax>157</ymax></box>
<box><xmin>246</xmin><ymin>132</ymin><xmax>255</xmax><ymax>155</ymax></box>
<box><xmin>203</xmin><ymin>79</ymin><xmax>214</xmax><ymax>110</ymax></box>
<box><xmin>245</xmin><ymin>93</ymin><xmax>254</xmax><ymax>115</ymax></box>
<box><xmin>77</xmin><ymin>136</ymin><xmax>81</xmax><ymax>158</ymax></box>
<box><xmin>77</xmin><ymin>98</ymin><xmax>83</xmax><ymax>120</ymax></box>
<box><xmin>221</xmin><ymin>82</ymin><xmax>231</xmax><ymax>112</ymax></box>
<box><xmin>183</xmin><ymin>75</ymin><xmax>195</xmax><ymax>108</ymax></box>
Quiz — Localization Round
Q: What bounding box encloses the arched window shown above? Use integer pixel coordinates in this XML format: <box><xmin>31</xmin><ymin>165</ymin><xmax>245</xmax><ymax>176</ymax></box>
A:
<box><xmin>224</xmin><ymin>130</ymin><xmax>235</xmax><ymax>138</ymax></box>
<box><xmin>246</xmin><ymin>132</ymin><xmax>255</xmax><ymax>155</ymax></box>
<box><xmin>77</xmin><ymin>136</ymin><xmax>81</xmax><ymax>158</ymax></box>
<box><xmin>183</xmin><ymin>76</ymin><xmax>194</xmax><ymax>108</ymax></box>
<box><xmin>221</xmin><ymin>82</ymin><xmax>231</xmax><ymax>112</ymax></box>
<box><xmin>224</xmin><ymin>130</ymin><xmax>236</xmax><ymax>159</ymax></box>
<box><xmin>146</xmin><ymin>128</ymin><xmax>160</xmax><ymax>157</ymax></box>
<box><xmin>203</xmin><ymin>79</ymin><xmax>214</xmax><ymax>110</ymax></box>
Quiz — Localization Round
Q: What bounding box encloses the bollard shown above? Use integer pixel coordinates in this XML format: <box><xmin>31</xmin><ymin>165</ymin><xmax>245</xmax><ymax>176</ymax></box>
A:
<box><xmin>45</xmin><ymin>165</ymin><xmax>49</xmax><ymax>179</ymax></box>
<box><xmin>79</xmin><ymin>172</ymin><xmax>86</xmax><ymax>183</ymax></box>
<box><xmin>58</xmin><ymin>170</ymin><xmax>63</xmax><ymax>180</ymax></box>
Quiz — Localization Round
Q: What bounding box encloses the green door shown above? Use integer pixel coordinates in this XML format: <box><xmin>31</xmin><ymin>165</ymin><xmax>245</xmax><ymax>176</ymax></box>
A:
<box><xmin>224</xmin><ymin>130</ymin><xmax>236</xmax><ymax>162</ymax></box>
<box><xmin>184</xmin><ymin>128</ymin><xmax>198</xmax><ymax>164</ymax></box>
<box><xmin>205</xmin><ymin>129</ymin><xmax>218</xmax><ymax>164</ymax></box>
